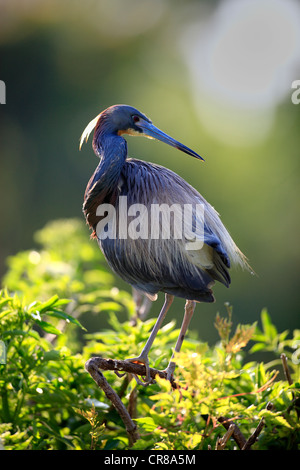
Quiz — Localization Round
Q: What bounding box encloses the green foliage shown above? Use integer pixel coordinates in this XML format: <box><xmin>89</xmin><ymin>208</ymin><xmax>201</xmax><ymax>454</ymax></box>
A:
<box><xmin>3</xmin><ymin>219</ymin><xmax>135</xmax><ymax>351</ymax></box>
<box><xmin>3</xmin><ymin>218</ymin><xmax>119</xmax><ymax>307</ymax></box>
<box><xmin>0</xmin><ymin>290</ymin><xmax>96</xmax><ymax>449</ymax></box>
<box><xmin>0</xmin><ymin>219</ymin><xmax>299</xmax><ymax>450</ymax></box>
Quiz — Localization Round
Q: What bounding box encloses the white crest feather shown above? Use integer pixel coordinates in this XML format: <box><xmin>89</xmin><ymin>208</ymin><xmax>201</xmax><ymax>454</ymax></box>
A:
<box><xmin>79</xmin><ymin>113</ymin><xmax>101</xmax><ymax>150</ymax></box>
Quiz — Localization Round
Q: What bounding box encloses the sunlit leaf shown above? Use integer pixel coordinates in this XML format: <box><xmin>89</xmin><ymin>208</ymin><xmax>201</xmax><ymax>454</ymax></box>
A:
<box><xmin>261</xmin><ymin>309</ymin><xmax>277</xmax><ymax>341</ymax></box>
<box><xmin>135</xmin><ymin>417</ymin><xmax>157</xmax><ymax>432</ymax></box>
<box><xmin>47</xmin><ymin>309</ymin><xmax>86</xmax><ymax>331</ymax></box>
<box><xmin>35</xmin><ymin>320</ymin><xmax>62</xmax><ymax>336</ymax></box>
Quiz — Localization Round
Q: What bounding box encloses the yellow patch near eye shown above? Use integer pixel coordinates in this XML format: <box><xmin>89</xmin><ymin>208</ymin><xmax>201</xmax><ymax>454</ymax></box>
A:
<box><xmin>118</xmin><ymin>128</ymin><xmax>142</xmax><ymax>137</ymax></box>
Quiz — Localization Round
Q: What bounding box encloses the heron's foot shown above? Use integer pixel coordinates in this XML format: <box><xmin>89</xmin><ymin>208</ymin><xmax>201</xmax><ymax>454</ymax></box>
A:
<box><xmin>124</xmin><ymin>355</ymin><xmax>155</xmax><ymax>386</ymax></box>
<box><xmin>162</xmin><ymin>360</ymin><xmax>176</xmax><ymax>383</ymax></box>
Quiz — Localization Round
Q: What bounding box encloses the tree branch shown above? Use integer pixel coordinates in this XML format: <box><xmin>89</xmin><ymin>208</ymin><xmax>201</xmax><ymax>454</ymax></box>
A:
<box><xmin>85</xmin><ymin>357</ymin><xmax>140</xmax><ymax>446</ymax></box>
<box><xmin>217</xmin><ymin>416</ymin><xmax>247</xmax><ymax>450</ymax></box>
<box><xmin>86</xmin><ymin>356</ymin><xmax>177</xmax><ymax>388</ymax></box>
<box><xmin>242</xmin><ymin>417</ymin><xmax>265</xmax><ymax>450</ymax></box>
<box><xmin>85</xmin><ymin>356</ymin><xmax>178</xmax><ymax>446</ymax></box>
<box><xmin>215</xmin><ymin>424</ymin><xmax>235</xmax><ymax>450</ymax></box>
<box><xmin>218</xmin><ymin>401</ymin><xmax>274</xmax><ymax>450</ymax></box>
<box><xmin>281</xmin><ymin>353</ymin><xmax>293</xmax><ymax>385</ymax></box>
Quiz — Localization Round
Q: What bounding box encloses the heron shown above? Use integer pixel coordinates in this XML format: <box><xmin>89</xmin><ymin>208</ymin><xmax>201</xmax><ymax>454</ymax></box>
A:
<box><xmin>80</xmin><ymin>104</ymin><xmax>249</xmax><ymax>385</ymax></box>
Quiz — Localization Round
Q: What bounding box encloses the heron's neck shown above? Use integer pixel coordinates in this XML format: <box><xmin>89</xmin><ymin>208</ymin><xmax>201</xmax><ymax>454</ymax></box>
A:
<box><xmin>83</xmin><ymin>133</ymin><xmax>127</xmax><ymax>236</ymax></box>
<box><xmin>91</xmin><ymin>133</ymin><xmax>127</xmax><ymax>189</ymax></box>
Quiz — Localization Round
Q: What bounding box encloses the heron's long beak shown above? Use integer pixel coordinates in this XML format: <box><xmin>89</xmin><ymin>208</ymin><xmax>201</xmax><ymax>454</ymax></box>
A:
<box><xmin>138</xmin><ymin>121</ymin><xmax>204</xmax><ymax>161</ymax></box>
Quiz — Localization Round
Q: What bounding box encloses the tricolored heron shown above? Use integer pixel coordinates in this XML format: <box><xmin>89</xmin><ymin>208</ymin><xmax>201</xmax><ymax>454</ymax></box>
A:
<box><xmin>80</xmin><ymin>104</ymin><xmax>249</xmax><ymax>385</ymax></box>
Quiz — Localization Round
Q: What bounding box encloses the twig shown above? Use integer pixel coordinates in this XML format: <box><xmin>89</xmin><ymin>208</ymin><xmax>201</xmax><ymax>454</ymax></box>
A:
<box><xmin>281</xmin><ymin>353</ymin><xmax>293</xmax><ymax>385</ymax></box>
<box><xmin>281</xmin><ymin>354</ymin><xmax>300</xmax><ymax>418</ymax></box>
<box><xmin>85</xmin><ymin>358</ymin><xmax>140</xmax><ymax>446</ymax></box>
<box><xmin>218</xmin><ymin>402</ymin><xmax>274</xmax><ymax>450</ymax></box>
<box><xmin>215</xmin><ymin>424</ymin><xmax>235</xmax><ymax>450</ymax></box>
<box><xmin>242</xmin><ymin>402</ymin><xmax>273</xmax><ymax>450</ymax></box>
<box><xmin>217</xmin><ymin>417</ymin><xmax>247</xmax><ymax>450</ymax></box>
<box><xmin>242</xmin><ymin>418</ymin><xmax>265</xmax><ymax>450</ymax></box>
<box><xmin>127</xmin><ymin>377</ymin><xmax>138</xmax><ymax>419</ymax></box>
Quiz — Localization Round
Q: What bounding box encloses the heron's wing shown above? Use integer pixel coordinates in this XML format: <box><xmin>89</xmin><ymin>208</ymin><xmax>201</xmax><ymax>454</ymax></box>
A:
<box><xmin>99</xmin><ymin>159</ymin><xmax>248</xmax><ymax>301</ymax></box>
<box><xmin>123</xmin><ymin>159</ymin><xmax>237</xmax><ymax>276</ymax></box>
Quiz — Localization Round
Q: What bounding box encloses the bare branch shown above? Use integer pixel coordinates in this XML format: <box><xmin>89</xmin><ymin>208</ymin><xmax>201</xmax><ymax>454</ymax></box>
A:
<box><xmin>217</xmin><ymin>417</ymin><xmax>247</xmax><ymax>450</ymax></box>
<box><xmin>127</xmin><ymin>378</ymin><xmax>138</xmax><ymax>420</ymax></box>
<box><xmin>85</xmin><ymin>357</ymin><xmax>140</xmax><ymax>446</ymax></box>
<box><xmin>86</xmin><ymin>356</ymin><xmax>177</xmax><ymax>388</ymax></box>
<box><xmin>242</xmin><ymin>418</ymin><xmax>265</xmax><ymax>450</ymax></box>
<box><xmin>281</xmin><ymin>353</ymin><xmax>293</xmax><ymax>385</ymax></box>
<box><xmin>85</xmin><ymin>356</ymin><xmax>179</xmax><ymax>446</ymax></box>
<box><xmin>215</xmin><ymin>424</ymin><xmax>235</xmax><ymax>450</ymax></box>
<box><xmin>218</xmin><ymin>402</ymin><xmax>274</xmax><ymax>450</ymax></box>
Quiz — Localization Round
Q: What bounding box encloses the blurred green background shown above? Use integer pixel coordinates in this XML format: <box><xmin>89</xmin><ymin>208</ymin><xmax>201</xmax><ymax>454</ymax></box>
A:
<box><xmin>0</xmin><ymin>0</ymin><xmax>299</xmax><ymax>344</ymax></box>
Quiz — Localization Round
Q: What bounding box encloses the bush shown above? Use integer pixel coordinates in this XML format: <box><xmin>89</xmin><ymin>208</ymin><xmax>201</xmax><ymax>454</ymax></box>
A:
<box><xmin>0</xmin><ymin>219</ymin><xmax>299</xmax><ymax>450</ymax></box>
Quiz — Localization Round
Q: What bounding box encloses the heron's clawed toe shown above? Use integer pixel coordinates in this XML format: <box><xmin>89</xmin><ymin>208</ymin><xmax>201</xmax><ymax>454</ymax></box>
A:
<box><xmin>124</xmin><ymin>355</ymin><xmax>155</xmax><ymax>386</ymax></box>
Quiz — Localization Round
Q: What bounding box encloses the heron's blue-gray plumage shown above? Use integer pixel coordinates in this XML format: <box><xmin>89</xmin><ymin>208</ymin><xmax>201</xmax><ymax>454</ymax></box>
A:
<box><xmin>82</xmin><ymin>105</ymin><xmax>248</xmax><ymax>304</ymax></box>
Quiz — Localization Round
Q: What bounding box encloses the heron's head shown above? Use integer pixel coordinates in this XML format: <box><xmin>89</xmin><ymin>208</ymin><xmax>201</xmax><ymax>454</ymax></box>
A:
<box><xmin>80</xmin><ymin>104</ymin><xmax>204</xmax><ymax>161</ymax></box>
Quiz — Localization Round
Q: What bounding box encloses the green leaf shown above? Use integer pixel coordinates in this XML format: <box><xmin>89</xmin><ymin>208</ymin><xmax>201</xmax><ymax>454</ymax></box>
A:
<box><xmin>96</xmin><ymin>302</ymin><xmax>123</xmax><ymax>313</ymax></box>
<box><xmin>38</xmin><ymin>295</ymin><xmax>60</xmax><ymax>313</ymax></box>
<box><xmin>0</xmin><ymin>297</ymin><xmax>12</xmax><ymax>310</ymax></box>
<box><xmin>259</xmin><ymin>409</ymin><xmax>293</xmax><ymax>429</ymax></box>
<box><xmin>35</xmin><ymin>320</ymin><xmax>62</xmax><ymax>335</ymax></box>
<box><xmin>47</xmin><ymin>309</ymin><xmax>86</xmax><ymax>331</ymax></box>
<box><xmin>250</xmin><ymin>342</ymin><xmax>267</xmax><ymax>353</ymax></box>
<box><xmin>135</xmin><ymin>417</ymin><xmax>157</xmax><ymax>432</ymax></box>
<box><xmin>0</xmin><ymin>340</ymin><xmax>6</xmax><ymax>364</ymax></box>
<box><xmin>261</xmin><ymin>309</ymin><xmax>277</xmax><ymax>341</ymax></box>
<box><xmin>1</xmin><ymin>328</ymin><xmax>40</xmax><ymax>341</ymax></box>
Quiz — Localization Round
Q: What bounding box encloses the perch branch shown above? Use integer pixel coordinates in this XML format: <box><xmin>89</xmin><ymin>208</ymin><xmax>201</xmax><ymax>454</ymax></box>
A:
<box><xmin>86</xmin><ymin>356</ymin><xmax>177</xmax><ymax>388</ymax></box>
<box><xmin>85</xmin><ymin>356</ymin><xmax>178</xmax><ymax>445</ymax></box>
<box><xmin>85</xmin><ymin>357</ymin><xmax>140</xmax><ymax>446</ymax></box>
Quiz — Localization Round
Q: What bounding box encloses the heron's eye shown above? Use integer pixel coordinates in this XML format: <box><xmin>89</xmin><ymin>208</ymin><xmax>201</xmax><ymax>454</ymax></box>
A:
<box><xmin>132</xmin><ymin>115</ymin><xmax>140</xmax><ymax>123</ymax></box>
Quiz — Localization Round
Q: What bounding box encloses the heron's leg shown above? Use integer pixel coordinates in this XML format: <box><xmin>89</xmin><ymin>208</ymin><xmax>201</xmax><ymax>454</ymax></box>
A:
<box><xmin>138</xmin><ymin>296</ymin><xmax>152</xmax><ymax>321</ymax></box>
<box><xmin>164</xmin><ymin>299</ymin><xmax>196</xmax><ymax>381</ymax></box>
<box><xmin>125</xmin><ymin>293</ymin><xmax>174</xmax><ymax>385</ymax></box>
<box><xmin>132</xmin><ymin>288</ymin><xmax>153</xmax><ymax>323</ymax></box>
